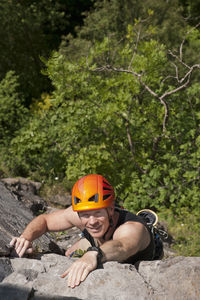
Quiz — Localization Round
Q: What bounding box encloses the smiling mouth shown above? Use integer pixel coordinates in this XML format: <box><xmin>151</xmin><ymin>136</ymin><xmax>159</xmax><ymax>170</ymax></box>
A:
<box><xmin>88</xmin><ymin>226</ymin><xmax>102</xmax><ymax>232</ymax></box>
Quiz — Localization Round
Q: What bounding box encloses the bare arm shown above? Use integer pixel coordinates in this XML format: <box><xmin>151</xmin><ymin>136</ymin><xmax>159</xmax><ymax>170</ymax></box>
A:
<box><xmin>10</xmin><ymin>206</ymin><xmax>82</xmax><ymax>257</ymax></box>
<box><xmin>62</xmin><ymin>221</ymin><xmax>150</xmax><ymax>288</ymax></box>
<box><xmin>100</xmin><ymin>221</ymin><xmax>150</xmax><ymax>263</ymax></box>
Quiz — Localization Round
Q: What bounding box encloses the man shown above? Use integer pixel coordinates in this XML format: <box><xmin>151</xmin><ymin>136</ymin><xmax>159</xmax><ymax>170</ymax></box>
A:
<box><xmin>10</xmin><ymin>174</ymin><xmax>156</xmax><ymax>288</ymax></box>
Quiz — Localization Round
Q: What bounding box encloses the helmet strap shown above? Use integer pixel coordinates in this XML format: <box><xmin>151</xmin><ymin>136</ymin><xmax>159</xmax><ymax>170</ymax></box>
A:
<box><xmin>102</xmin><ymin>209</ymin><xmax>114</xmax><ymax>240</ymax></box>
<box><xmin>109</xmin><ymin>216</ymin><xmax>114</xmax><ymax>227</ymax></box>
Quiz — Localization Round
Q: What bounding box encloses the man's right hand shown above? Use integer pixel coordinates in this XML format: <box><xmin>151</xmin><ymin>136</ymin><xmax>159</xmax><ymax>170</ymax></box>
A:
<box><xmin>10</xmin><ymin>236</ymin><xmax>33</xmax><ymax>257</ymax></box>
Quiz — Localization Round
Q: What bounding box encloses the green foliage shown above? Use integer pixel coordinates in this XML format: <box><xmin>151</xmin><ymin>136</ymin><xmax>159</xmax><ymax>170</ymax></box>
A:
<box><xmin>71</xmin><ymin>249</ymin><xmax>87</xmax><ymax>258</ymax></box>
<box><xmin>1</xmin><ymin>0</ymin><xmax>200</xmax><ymax>256</ymax></box>
<box><xmin>8</xmin><ymin>110</ymin><xmax>66</xmax><ymax>179</ymax></box>
<box><xmin>180</xmin><ymin>0</ymin><xmax>200</xmax><ymax>26</ymax></box>
<box><xmin>0</xmin><ymin>0</ymin><xmax>93</xmax><ymax>105</ymax></box>
<box><xmin>159</xmin><ymin>208</ymin><xmax>200</xmax><ymax>256</ymax></box>
<box><xmin>124</xmin><ymin>81</ymin><xmax>200</xmax><ymax>212</ymax></box>
<box><xmin>0</xmin><ymin>71</ymin><xmax>28</xmax><ymax>177</ymax></box>
<box><xmin>0</xmin><ymin>71</ymin><xmax>28</xmax><ymax>143</ymax></box>
<box><xmin>7</xmin><ymin>17</ymin><xmax>200</xmax><ymax>217</ymax></box>
<box><xmin>61</xmin><ymin>0</ymin><xmax>187</xmax><ymax>59</ymax></box>
<box><xmin>7</xmin><ymin>9</ymin><xmax>200</xmax><ymax>207</ymax></box>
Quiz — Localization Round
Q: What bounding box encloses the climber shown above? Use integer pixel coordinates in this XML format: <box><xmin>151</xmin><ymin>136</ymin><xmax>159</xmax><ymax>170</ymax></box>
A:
<box><xmin>10</xmin><ymin>174</ymin><xmax>160</xmax><ymax>288</ymax></box>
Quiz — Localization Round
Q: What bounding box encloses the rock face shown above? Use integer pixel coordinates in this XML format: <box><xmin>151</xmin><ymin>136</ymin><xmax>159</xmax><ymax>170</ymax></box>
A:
<box><xmin>0</xmin><ymin>181</ymin><xmax>63</xmax><ymax>256</ymax></box>
<box><xmin>1</xmin><ymin>177</ymin><xmax>46</xmax><ymax>214</ymax></box>
<box><xmin>0</xmin><ymin>178</ymin><xmax>200</xmax><ymax>299</ymax></box>
<box><xmin>0</xmin><ymin>254</ymin><xmax>200</xmax><ymax>300</ymax></box>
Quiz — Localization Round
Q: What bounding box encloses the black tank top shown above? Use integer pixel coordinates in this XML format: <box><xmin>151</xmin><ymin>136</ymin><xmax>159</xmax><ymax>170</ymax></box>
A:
<box><xmin>82</xmin><ymin>208</ymin><xmax>155</xmax><ymax>264</ymax></box>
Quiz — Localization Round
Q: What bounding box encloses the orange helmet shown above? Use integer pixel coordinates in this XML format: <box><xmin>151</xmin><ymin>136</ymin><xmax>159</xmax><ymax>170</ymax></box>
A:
<box><xmin>72</xmin><ymin>174</ymin><xmax>115</xmax><ymax>211</ymax></box>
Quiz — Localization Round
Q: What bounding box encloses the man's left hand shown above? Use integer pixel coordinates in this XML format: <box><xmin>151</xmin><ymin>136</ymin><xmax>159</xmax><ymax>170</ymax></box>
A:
<box><xmin>61</xmin><ymin>251</ymin><xmax>98</xmax><ymax>288</ymax></box>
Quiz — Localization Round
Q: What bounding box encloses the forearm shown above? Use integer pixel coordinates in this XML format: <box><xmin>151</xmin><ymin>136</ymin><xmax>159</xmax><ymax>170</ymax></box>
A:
<box><xmin>100</xmin><ymin>222</ymin><xmax>150</xmax><ymax>263</ymax></box>
<box><xmin>100</xmin><ymin>239</ymin><xmax>137</xmax><ymax>263</ymax></box>
<box><xmin>20</xmin><ymin>214</ymin><xmax>48</xmax><ymax>242</ymax></box>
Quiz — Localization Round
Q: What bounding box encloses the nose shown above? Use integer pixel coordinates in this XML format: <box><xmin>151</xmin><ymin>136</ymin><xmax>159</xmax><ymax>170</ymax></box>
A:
<box><xmin>88</xmin><ymin>215</ymin><xmax>98</xmax><ymax>225</ymax></box>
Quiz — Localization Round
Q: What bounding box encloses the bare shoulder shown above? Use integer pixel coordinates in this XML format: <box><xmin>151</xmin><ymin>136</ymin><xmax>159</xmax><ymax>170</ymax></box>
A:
<box><xmin>62</xmin><ymin>206</ymin><xmax>83</xmax><ymax>228</ymax></box>
<box><xmin>113</xmin><ymin>221</ymin><xmax>147</xmax><ymax>238</ymax></box>
<box><xmin>44</xmin><ymin>206</ymin><xmax>83</xmax><ymax>231</ymax></box>
<box><xmin>113</xmin><ymin>221</ymin><xmax>150</xmax><ymax>251</ymax></box>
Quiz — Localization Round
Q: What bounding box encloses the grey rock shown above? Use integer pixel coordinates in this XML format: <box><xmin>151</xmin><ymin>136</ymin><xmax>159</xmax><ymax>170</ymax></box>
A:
<box><xmin>0</xmin><ymin>258</ymin><xmax>13</xmax><ymax>282</ymax></box>
<box><xmin>1</xmin><ymin>178</ymin><xmax>200</xmax><ymax>299</ymax></box>
<box><xmin>1</xmin><ymin>177</ymin><xmax>46</xmax><ymax>215</ymax></box>
<box><xmin>0</xmin><ymin>283</ymin><xmax>34</xmax><ymax>300</ymax></box>
<box><xmin>48</xmin><ymin>193</ymin><xmax>72</xmax><ymax>208</ymax></box>
<box><xmin>55</xmin><ymin>227</ymin><xmax>82</xmax><ymax>251</ymax></box>
<box><xmin>0</xmin><ymin>181</ymin><xmax>63</xmax><ymax>257</ymax></box>
<box><xmin>11</xmin><ymin>257</ymin><xmax>45</xmax><ymax>273</ymax></box>
<box><xmin>1</xmin><ymin>177</ymin><xmax>42</xmax><ymax>191</ymax></box>
<box><xmin>3</xmin><ymin>270</ymin><xmax>34</xmax><ymax>285</ymax></box>
<box><xmin>137</xmin><ymin>256</ymin><xmax>200</xmax><ymax>300</ymax></box>
<box><xmin>1</xmin><ymin>259</ymin><xmax>34</xmax><ymax>299</ymax></box>
<box><xmin>0</xmin><ymin>254</ymin><xmax>200</xmax><ymax>300</ymax></box>
<box><xmin>12</xmin><ymin>254</ymin><xmax>151</xmax><ymax>300</ymax></box>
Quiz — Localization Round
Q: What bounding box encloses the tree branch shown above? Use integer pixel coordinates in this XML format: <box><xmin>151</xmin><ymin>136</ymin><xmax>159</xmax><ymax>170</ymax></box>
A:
<box><xmin>168</xmin><ymin>50</ymin><xmax>190</xmax><ymax>69</ymax></box>
<box><xmin>180</xmin><ymin>22</ymin><xmax>200</xmax><ymax>61</ymax></box>
<box><xmin>128</xmin><ymin>27</ymin><xmax>141</xmax><ymax>70</ymax></box>
<box><xmin>89</xmin><ymin>22</ymin><xmax>200</xmax><ymax>136</ymax></box>
<box><xmin>90</xmin><ymin>64</ymin><xmax>169</xmax><ymax>135</ymax></box>
<box><xmin>126</xmin><ymin>122</ymin><xmax>135</xmax><ymax>157</ymax></box>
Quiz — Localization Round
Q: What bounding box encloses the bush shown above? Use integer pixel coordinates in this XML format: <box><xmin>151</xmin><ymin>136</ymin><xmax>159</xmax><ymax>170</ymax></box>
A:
<box><xmin>0</xmin><ymin>71</ymin><xmax>28</xmax><ymax>144</ymax></box>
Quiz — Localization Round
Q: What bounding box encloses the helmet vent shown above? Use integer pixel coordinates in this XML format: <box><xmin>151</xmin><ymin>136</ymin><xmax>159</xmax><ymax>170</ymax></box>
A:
<box><xmin>88</xmin><ymin>193</ymin><xmax>99</xmax><ymax>203</ymax></box>
<box><xmin>103</xmin><ymin>186</ymin><xmax>112</xmax><ymax>191</ymax></box>
<box><xmin>103</xmin><ymin>194</ymin><xmax>111</xmax><ymax>201</ymax></box>
<box><xmin>103</xmin><ymin>180</ymin><xmax>111</xmax><ymax>186</ymax></box>
<box><xmin>74</xmin><ymin>196</ymin><xmax>81</xmax><ymax>205</ymax></box>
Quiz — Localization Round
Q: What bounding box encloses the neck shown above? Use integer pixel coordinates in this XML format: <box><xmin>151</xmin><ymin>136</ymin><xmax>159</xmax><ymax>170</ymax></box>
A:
<box><xmin>96</xmin><ymin>210</ymin><xmax>119</xmax><ymax>245</ymax></box>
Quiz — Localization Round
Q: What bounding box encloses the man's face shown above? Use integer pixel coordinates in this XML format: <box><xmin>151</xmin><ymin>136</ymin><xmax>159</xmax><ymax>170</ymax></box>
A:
<box><xmin>78</xmin><ymin>208</ymin><xmax>111</xmax><ymax>238</ymax></box>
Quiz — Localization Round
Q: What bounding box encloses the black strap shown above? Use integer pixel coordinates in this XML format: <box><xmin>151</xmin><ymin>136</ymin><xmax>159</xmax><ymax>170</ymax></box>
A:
<box><xmin>82</xmin><ymin>229</ymin><xmax>96</xmax><ymax>247</ymax></box>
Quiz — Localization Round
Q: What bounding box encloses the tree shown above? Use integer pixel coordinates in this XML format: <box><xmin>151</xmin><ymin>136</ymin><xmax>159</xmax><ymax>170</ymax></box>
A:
<box><xmin>61</xmin><ymin>0</ymin><xmax>187</xmax><ymax>58</ymax></box>
<box><xmin>7</xmin><ymin>17</ymin><xmax>200</xmax><ymax>214</ymax></box>
<box><xmin>180</xmin><ymin>0</ymin><xmax>200</xmax><ymax>26</ymax></box>
<box><xmin>0</xmin><ymin>71</ymin><xmax>28</xmax><ymax>176</ymax></box>
<box><xmin>0</xmin><ymin>71</ymin><xmax>28</xmax><ymax>144</ymax></box>
<box><xmin>0</xmin><ymin>0</ymin><xmax>93</xmax><ymax>105</ymax></box>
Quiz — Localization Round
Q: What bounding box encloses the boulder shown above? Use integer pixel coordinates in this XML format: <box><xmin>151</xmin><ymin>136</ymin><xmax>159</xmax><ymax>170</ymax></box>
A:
<box><xmin>0</xmin><ymin>181</ymin><xmax>63</xmax><ymax>256</ymax></box>
<box><xmin>0</xmin><ymin>258</ymin><xmax>13</xmax><ymax>282</ymax></box>
<box><xmin>1</xmin><ymin>177</ymin><xmax>46</xmax><ymax>215</ymax></box>
<box><xmin>137</xmin><ymin>256</ymin><xmax>200</xmax><ymax>299</ymax></box>
<box><xmin>0</xmin><ymin>180</ymin><xmax>87</xmax><ymax>257</ymax></box>
<box><xmin>48</xmin><ymin>193</ymin><xmax>72</xmax><ymax>208</ymax></box>
<box><xmin>0</xmin><ymin>254</ymin><xmax>199</xmax><ymax>299</ymax></box>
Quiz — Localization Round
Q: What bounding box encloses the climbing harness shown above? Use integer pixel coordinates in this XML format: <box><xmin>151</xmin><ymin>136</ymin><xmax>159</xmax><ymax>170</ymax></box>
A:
<box><xmin>136</xmin><ymin>209</ymin><xmax>168</xmax><ymax>260</ymax></box>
